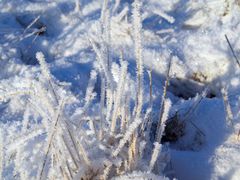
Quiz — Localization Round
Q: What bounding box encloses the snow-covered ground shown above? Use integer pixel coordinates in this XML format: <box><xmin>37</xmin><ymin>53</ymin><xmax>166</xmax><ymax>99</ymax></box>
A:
<box><xmin>0</xmin><ymin>0</ymin><xmax>240</xmax><ymax>179</ymax></box>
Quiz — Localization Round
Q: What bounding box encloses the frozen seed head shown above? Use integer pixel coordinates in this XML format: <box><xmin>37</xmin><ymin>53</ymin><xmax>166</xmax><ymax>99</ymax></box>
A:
<box><xmin>36</xmin><ymin>52</ymin><xmax>51</xmax><ymax>80</ymax></box>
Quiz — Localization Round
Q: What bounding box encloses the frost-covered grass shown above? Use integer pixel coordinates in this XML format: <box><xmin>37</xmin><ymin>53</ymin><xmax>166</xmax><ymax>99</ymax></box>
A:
<box><xmin>0</xmin><ymin>0</ymin><xmax>240</xmax><ymax>180</ymax></box>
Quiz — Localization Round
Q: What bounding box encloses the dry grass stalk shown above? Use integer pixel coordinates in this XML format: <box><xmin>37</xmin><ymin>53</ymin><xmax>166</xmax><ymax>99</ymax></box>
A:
<box><xmin>222</xmin><ymin>87</ymin><xmax>234</xmax><ymax>127</ymax></box>
<box><xmin>38</xmin><ymin>99</ymin><xmax>66</xmax><ymax>180</ymax></box>
<box><xmin>61</xmin><ymin>135</ymin><xmax>79</xmax><ymax>169</ymax></box>
<box><xmin>148</xmin><ymin>69</ymin><xmax>153</xmax><ymax>106</ymax></box>
<box><xmin>225</xmin><ymin>34</ymin><xmax>240</xmax><ymax>68</ymax></box>
<box><xmin>180</xmin><ymin>88</ymin><xmax>208</xmax><ymax>137</ymax></box>
<box><xmin>156</xmin><ymin>56</ymin><xmax>172</xmax><ymax>143</ymax></box>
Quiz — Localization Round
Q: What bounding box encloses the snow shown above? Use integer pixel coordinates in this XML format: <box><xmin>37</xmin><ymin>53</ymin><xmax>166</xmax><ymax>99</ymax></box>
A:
<box><xmin>0</xmin><ymin>0</ymin><xmax>240</xmax><ymax>179</ymax></box>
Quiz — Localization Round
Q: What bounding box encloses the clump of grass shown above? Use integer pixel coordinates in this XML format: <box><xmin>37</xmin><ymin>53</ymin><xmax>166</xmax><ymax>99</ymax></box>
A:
<box><xmin>0</xmin><ymin>1</ymin><xmax>173</xmax><ymax>179</ymax></box>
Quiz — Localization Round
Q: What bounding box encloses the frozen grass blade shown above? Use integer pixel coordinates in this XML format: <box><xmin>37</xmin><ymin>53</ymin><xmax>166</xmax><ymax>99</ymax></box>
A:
<box><xmin>38</xmin><ymin>99</ymin><xmax>66</xmax><ymax>180</ymax></box>
<box><xmin>133</xmin><ymin>0</ymin><xmax>144</xmax><ymax>118</ymax></box>
<box><xmin>222</xmin><ymin>87</ymin><xmax>234</xmax><ymax>127</ymax></box>
<box><xmin>0</xmin><ymin>129</ymin><xmax>3</xmax><ymax>180</ymax></box>
<box><xmin>155</xmin><ymin>56</ymin><xmax>172</xmax><ymax>143</ymax></box>
<box><xmin>225</xmin><ymin>34</ymin><xmax>240</xmax><ymax>68</ymax></box>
